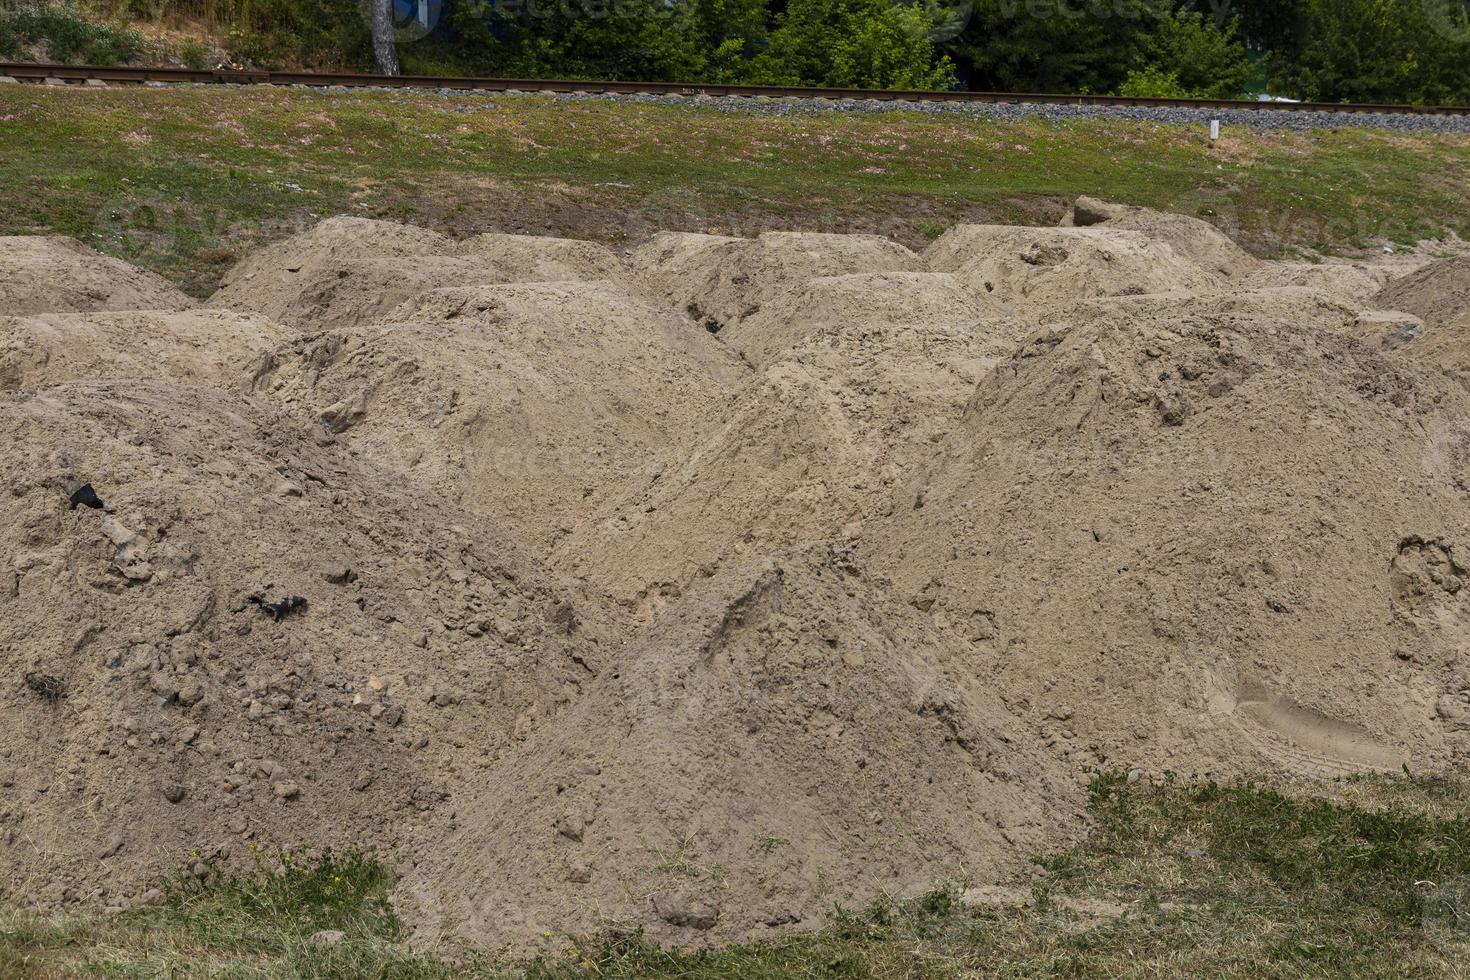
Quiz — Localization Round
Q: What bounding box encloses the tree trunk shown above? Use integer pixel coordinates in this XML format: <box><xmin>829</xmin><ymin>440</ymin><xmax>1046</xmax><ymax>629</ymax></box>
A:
<box><xmin>370</xmin><ymin>0</ymin><xmax>401</xmax><ymax>76</ymax></box>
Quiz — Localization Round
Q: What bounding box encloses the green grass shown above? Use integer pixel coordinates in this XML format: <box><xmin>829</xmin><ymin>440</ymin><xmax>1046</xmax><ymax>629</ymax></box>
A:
<box><xmin>2</xmin><ymin>85</ymin><xmax>1470</xmax><ymax>295</ymax></box>
<box><xmin>5</xmin><ymin>776</ymin><xmax>1470</xmax><ymax>977</ymax></box>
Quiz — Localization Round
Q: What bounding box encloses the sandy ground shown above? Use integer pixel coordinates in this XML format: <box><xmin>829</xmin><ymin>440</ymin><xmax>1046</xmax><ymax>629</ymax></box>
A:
<box><xmin>2</xmin><ymin>208</ymin><xmax>1469</xmax><ymax>951</ymax></box>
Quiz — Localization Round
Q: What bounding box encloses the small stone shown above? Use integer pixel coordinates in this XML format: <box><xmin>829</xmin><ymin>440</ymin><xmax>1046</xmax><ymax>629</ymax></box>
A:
<box><xmin>307</xmin><ymin>929</ymin><xmax>345</xmax><ymax>949</ymax></box>
<box><xmin>97</xmin><ymin>835</ymin><xmax>125</xmax><ymax>859</ymax></box>
<box><xmin>273</xmin><ymin>781</ymin><xmax>300</xmax><ymax>800</ymax></box>
<box><xmin>368</xmin><ymin>675</ymin><xmax>386</xmax><ymax>692</ymax></box>
<box><xmin>352</xmin><ymin>771</ymin><xmax>374</xmax><ymax>792</ymax></box>
<box><xmin>557</xmin><ymin>813</ymin><xmax>585</xmax><ymax>842</ymax></box>
<box><xmin>162</xmin><ymin>783</ymin><xmax>186</xmax><ymax>804</ymax></box>
<box><xmin>655</xmin><ymin>891</ymin><xmax>719</xmax><ymax>930</ymax></box>
<box><xmin>1437</xmin><ymin>694</ymin><xmax>1470</xmax><ymax>726</ymax></box>
<box><xmin>149</xmin><ymin>673</ymin><xmax>180</xmax><ymax>703</ymax></box>
<box><xmin>566</xmin><ymin>861</ymin><xmax>593</xmax><ymax>883</ymax></box>
<box><xmin>1126</xmin><ymin>768</ymin><xmax>1145</xmax><ymax>783</ymax></box>
<box><xmin>139</xmin><ymin>888</ymin><xmax>165</xmax><ymax>906</ymax></box>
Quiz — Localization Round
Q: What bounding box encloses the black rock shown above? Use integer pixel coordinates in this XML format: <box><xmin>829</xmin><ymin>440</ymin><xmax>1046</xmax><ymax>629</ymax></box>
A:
<box><xmin>252</xmin><ymin>595</ymin><xmax>308</xmax><ymax>621</ymax></box>
<box><xmin>68</xmin><ymin>484</ymin><xmax>104</xmax><ymax>510</ymax></box>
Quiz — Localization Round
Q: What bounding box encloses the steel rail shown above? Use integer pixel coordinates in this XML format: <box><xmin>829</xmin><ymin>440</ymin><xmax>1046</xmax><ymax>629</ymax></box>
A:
<box><xmin>4</xmin><ymin>61</ymin><xmax>1468</xmax><ymax>115</ymax></box>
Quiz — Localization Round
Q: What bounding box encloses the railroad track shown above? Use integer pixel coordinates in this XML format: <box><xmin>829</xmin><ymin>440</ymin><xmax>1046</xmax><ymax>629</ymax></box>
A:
<box><xmin>3</xmin><ymin>61</ymin><xmax>1468</xmax><ymax>115</ymax></box>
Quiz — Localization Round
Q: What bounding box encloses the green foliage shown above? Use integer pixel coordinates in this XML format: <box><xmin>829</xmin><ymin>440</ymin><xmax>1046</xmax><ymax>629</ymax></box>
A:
<box><xmin>1117</xmin><ymin>66</ymin><xmax>1191</xmax><ymax>99</ymax></box>
<box><xmin>179</xmin><ymin>39</ymin><xmax>207</xmax><ymax>68</ymax></box>
<box><xmin>4</xmin><ymin>0</ymin><xmax>1467</xmax><ymax>102</ymax></box>
<box><xmin>750</xmin><ymin>0</ymin><xmax>956</xmax><ymax>88</ymax></box>
<box><xmin>1133</xmin><ymin>2</ymin><xmax>1250</xmax><ymax>98</ymax></box>
<box><xmin>442</xmin><ymin>0</ymin><xmax>954</xmax><ymax>88</ymax></box>
<box><xmin>98</xmin><ymin>0</ymin><xmax>376</xmax><ymax>69</ymax></box>
<box><xmin>0</xmin><ymin>1</ymin><xmax>143</xmax><ymax>65</ymax></box>
<box><xmin>1269</xmin><ymin>0</ymin><xmax>1470</xmax><ymax>105</ymax></box>
<box><xmin>953</xmin><ymin>0</ymin><xmax>1246</xmax><ymax>98</ymax></box>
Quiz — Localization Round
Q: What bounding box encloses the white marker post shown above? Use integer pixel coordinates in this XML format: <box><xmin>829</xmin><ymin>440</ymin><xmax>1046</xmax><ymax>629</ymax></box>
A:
<box><xmin>1210</xmin><ymin>119</ymin><xmax>1221</xmax><ymax>141</ymax></box>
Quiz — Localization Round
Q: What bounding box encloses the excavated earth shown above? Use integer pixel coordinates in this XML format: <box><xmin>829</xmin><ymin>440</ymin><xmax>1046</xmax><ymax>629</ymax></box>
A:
<box><xmin>3</xmin><ymin>209</ymin><xmax>1470</xmax><ymax>953</ymax></box>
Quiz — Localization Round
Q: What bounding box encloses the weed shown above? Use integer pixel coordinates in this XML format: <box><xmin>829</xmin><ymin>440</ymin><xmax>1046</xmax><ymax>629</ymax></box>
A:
<box><xmin>181</xmin><ymin>40</ymin><xmax>209</xmax><ymax>71</ymax></box>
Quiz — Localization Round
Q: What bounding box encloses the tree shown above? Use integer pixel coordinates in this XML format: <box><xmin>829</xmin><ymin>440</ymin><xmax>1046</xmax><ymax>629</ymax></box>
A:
<box><xmin>750</xmin><ymin>0</ymin><xmax>956</xmax><ymax>89</ymax></box>
<box><xmin>1277</xmin><ymin>0</ymin><xmax>1470</xmax><ymax>104</ymax></box>
<box><xmin>370</xmin><ymin>0</ymin><xmax>400</xmax><ymax>74</ymax></box>
<box><xmin>1132</xmin><ymin>1</ymin><xmax>1249</xmax><ymax>98</ymax></box>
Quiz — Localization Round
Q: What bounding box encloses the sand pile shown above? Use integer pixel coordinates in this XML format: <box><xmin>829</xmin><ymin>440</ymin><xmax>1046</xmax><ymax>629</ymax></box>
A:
<box><xmin>7</xmin><ymin>202</ymin><xmax>1470</xmax><ymax>948</ymax></box>
<box><xmin>1063</xmin><ymin>196</ymin><xmax>1258</xmax><ymax>279</ymax></box>
<box><xmin>727</xmin><ymin>270</ymin><xmax>1018</xmax><ymax>368</ymax></box>
<box><xmin>0</xmin><ymin>236</ymin><xmax>193</xmax><ymax>315</ymax></box>
<box><xmin>250</xmin><ymin>280</ymin><xmax>747</xmax><ymax>543</ymax></box>
<box><xmin>1039</xmin><ymin>287</ymin><xmax>1363</xmax><ymax>334</ymax></box>
<box><xmin>206</xmin><ymin>219</ymin><xmax>636</xmax><ymax>332</ymax></box>
<box><xmin>0</xmin><ymin>379</ymin><xmax>621</xmax><ymax>910</ymax></box>
<box><xmin>924</xmin><ymin>224</ymin><xmax>1222</xmax><ymax>315</ymax></box>
<box><xmin>869</xmin><ymin>305</ymin><xmax>1470</xmax><ymax>778</ymax></box>
<box><xmin>556</xmin><ymin>289</ymin><xmax>1032</xmax><ymax>608</ymax></box>
<box><xmin>1387</xmin><ymin>311</ymin><xmax>1470</xmax><ymax>391</ymax></box>
<box><xmin>1373</xmin><ymin>254</ymin><xmax>1470</xmax><ymax>328</ymax></box>
<box><xmin>0</xmin><ymin>310</ymin><xmax>288</xmax><ymax>390</ymax></box>
<box><xmin>1240</xmin><ymin>258</ymin><xmax>1397</xmax><ymax>302</ymax></box>
<box><xmin>454</xmin><ymin>233</ymin><xmax>624</xmax><ymax>282</ymax></box>
<box><xmin>628</xmin><ymin>231</ymin><xmax>921</xmax><ymax>335</ymax></box>
<box><xmin>401</xmin><ymin>546</ymin><xmax>1081</xmax><ymax>950</ymax></box>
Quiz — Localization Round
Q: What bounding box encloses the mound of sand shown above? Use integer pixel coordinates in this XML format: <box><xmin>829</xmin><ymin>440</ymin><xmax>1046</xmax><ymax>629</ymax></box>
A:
<box><xmin>727</xmin><ymin>270</ymin><xmax>1017</xmax><ymax>369</ymax></box>
<box><xmin>0</xmin><ymin>310</ymin><xmax>287</xmax><ymax>390</ymax></box>
<box><xmin>453</xmin><ymin>233</ymin><xmax>624</xmax><ymax>282</ymax></box>
<box><xmin>0</xmin><ymin>380</ymin><xmax>621</xmax><ymax>910</ymax></box>
<box><xmin>1040</xmin><ymin>286</ymin><xmax>1363</xmax><ymax>334</ymax></box>
<box><xmin>208</xmin><ymin>254</ymin><xmax>510</xmax><ymax>331</ymax></box>
<box><xmin>628</xmin><ymin>231</ymin><xmax>921</xmax><ymax>333</ymax></box>
<box><xmin>0</xmin><ymin>236</ymin><xmax>193</xmax><ymax>315</ymax></box>
<box><xmin>223</xmin><ymin>216</ymin><xmax>455</xmax><ymax>267</ymax></box>
<box><xmin>924</xmin><ymin>225</ymin><xmax>1221</xmax><ymax>315</ymax></box>
<box><xmin>1240</xmin><ymin>258</ymin><xmax>1395</xmax><ymax>302</ymax></box>
<box><xmin>204</xmin><ymin>216</ymin><xmax>485</xmax><ymax>329</ymax></box>
<box><xmin>1373</xmin><ymin>255</ymin><xmax>1470</xmax><ymax>328</ymax></box>
<box><xmin>401</xmin><ymin>547</ymin><xmax>1081</xmax><ymax>950</ymax></box>
<box><xmin>556</xmin><ymin>297</ymin><xmax>1031</xmax><ymax>608</ymax></box>
<box><xmin>209</xmin><ymin>221</ymin><xmax>635</xmax><ymax>331</ymax></box>
<box><xmin>1063</xmin><ymin>196</ymin><xmax>1258</xmax><ymax>279</ymax></box>
<box><xmin>869</xmin><ymin>308</ymin><xmax>1470</xmax><ymax>778</ymax></box>
<box><xmin>251</xmin><ymin>281</ymin><xmax>748</xmax><ymax>543</ymax></box>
